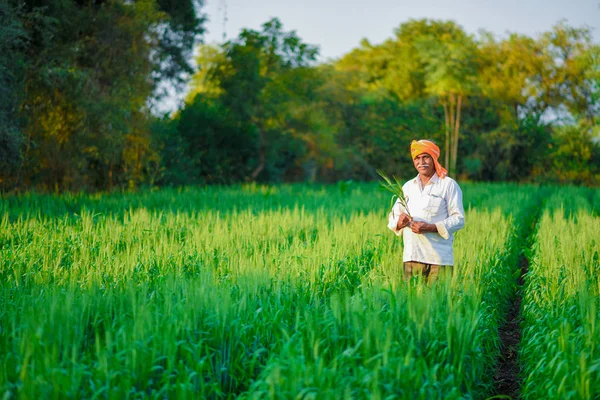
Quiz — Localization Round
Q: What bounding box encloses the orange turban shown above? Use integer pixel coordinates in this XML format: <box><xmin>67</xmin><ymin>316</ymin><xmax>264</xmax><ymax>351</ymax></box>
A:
<box><xmin>410</xmin><ymin>140</ymin><xmax>448</xmax><ymax>179</ymax></box>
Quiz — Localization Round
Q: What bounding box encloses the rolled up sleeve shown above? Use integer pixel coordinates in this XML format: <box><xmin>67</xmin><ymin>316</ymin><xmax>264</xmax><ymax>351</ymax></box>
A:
<box><xmin>387</xmin><ymin>199</ymin><xmax>404</xmax><ymax>236</ymax></box>
<box><xmin>436</xmin><ymin>182</ymin><xmax>465</xmax><ymax>239</ymax></box>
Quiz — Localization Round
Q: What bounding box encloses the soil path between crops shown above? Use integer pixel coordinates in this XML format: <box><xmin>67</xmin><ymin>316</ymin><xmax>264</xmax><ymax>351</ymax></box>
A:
<box><xmin>492</xmin><ymin>203</ymin><xmax>543</xmax><ymax>400</ymax></box>
<box><xmin>493</xmin><ymin>253</ymin><xmax>527</xmax><ymax>399</ymax></box>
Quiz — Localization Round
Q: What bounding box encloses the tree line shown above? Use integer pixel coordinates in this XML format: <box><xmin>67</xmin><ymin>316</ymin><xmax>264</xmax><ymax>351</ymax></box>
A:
<box><xmin>2</xmin><ymin>1</ymin><xmax>599</xmax><ymax>191</ymax></box>
<box><xmin>1</xmin><ymin>0</ymin><xmax>204</xmax><ymax>191</ymax></box>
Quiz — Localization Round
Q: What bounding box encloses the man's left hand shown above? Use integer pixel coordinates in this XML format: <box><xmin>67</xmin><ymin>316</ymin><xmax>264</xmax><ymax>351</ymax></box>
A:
<box><xmin>410</xmin><ymin>221</ymin><xmax>437</xmax><ymax>234</ymax></box>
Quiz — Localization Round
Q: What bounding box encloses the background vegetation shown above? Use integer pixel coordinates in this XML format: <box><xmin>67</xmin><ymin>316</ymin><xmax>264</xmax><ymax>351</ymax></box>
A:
<box><xmin>1</xmin><ymin>0</ymin><xmax>599</xmax><ymax>192</ymax></box>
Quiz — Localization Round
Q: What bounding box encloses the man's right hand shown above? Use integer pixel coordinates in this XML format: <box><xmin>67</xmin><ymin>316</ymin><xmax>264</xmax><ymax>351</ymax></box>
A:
<box><xmin>397</xmin><ymin>212</ymin><xmax>411</xmax><ymax>230</ymax></box>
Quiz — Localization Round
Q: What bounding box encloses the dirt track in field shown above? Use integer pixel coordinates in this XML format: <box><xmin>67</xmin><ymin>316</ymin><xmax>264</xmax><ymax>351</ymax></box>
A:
<box><xmin>493</xmin><ymin>204</ymin><xmax>542</xmax><ymax>400</ymax></box>
<box><xmin>493</xmin><ymin>253</ymin><xmax>528</xmax><ymax>399</ymax></box>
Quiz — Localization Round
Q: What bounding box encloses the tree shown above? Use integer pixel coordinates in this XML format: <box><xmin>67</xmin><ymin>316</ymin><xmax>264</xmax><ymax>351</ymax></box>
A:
<box><xmin>335</xmin><ymin>38</ymin><xmax>401</xmax><ymax>99</ymax></box>
<box><xmin>9</xmin><ymin>0</ymin><xmax>205</xmax><ymax>191</ymax></box>
<box><xmin>540</xmin><ymin>23</ymin><xmax>599</xmax><ymax>124</ymax></box>
<box><xmin>211</xmin><ymin>18</ymin><xmax>319</xmax><ymax>181</ymax></box>
<box><xmin>154</xmin><ymin>0</ymin><xmax>206</xmax><ymax>84</ymax></box>
<box><xmin>414</xmin><ymin>23</ymin><xmax>479</xmax><ymax>176</ymax></box>
<box><xmin>0</xmin><ymin>1</ymin><xmax>27</xmax><ymax>189</ymax></box>
<box><xmin>489</xmin><ymin>22</ymin><xmax>600</xmax><ymax>124</ymax></box>
<box><xmin>336</xmin><ymin>19</ymin><xmax>478</xmax><ymax>176</ymax></box>
<box><xmin>478</xmin><ymin>32</ymin><xmax>543</xmax><ymax>122</ymax></box>
<box><xmin>338</xmin><ymin>97</ymin><xmax>443</xmax><ymax>180</ymax></box>
<box><xmin>548</xmin><ymin>120</ymin><xmax>600</xmax><ymax>184</ymax></box>
<box><xmin>185</xmin><ymin>44</ymin><xmax>226</xmax><ymax>102</ymax></box>
<box><xmin>175</xmin><ymin>95</ymin><xmax>257</xmax><ymax>183</ymax></box>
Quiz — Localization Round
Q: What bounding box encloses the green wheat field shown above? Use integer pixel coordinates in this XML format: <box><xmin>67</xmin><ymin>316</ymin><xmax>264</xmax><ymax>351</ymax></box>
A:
<box><xmin>1</xmin><ymin>183</ymin><xmax>599</xmax><ymax>399</ymax></box>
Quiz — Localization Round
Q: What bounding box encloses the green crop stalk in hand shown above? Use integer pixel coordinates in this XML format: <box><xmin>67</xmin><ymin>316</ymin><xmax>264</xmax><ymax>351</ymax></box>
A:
<box><xmin>377</xmin><ymin>169</ymin><xmax>411</xmax><ymax>219</ymax></box>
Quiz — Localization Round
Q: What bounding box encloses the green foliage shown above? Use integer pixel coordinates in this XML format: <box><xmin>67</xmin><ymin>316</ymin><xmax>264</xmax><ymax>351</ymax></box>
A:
<box><xmin>337</xmin><ymin>97</ymin><xmax>442</xmax><ymax>180</ymax></box>
<box><xmin>415</xmin><ymin>30</ymin><xmax>478</xmax><ymax>98</ymax></box>
<box><xmin>154</xmin><ymin>0</ymin><xmax>206</xmax><ymax>86</ymax></box>
<box><xmin>546</xmin><ymin>120</ymin><xmax>600</xmax><ymax>184</ymax></box>
<box><xmin>218</xmin><ymin>18</ymin><xmax>320</xmax><ymax>183</ymax></box>
<box><xmin>174</xmin><ymin>95</ymin><xmax>257</xmax><ymax>184</ymax></box>
<box><xmin>172</xmin><ymin>18</ymin><xmax>323</xmax><ymax>184</ymax></box>
<box><xmin>3</xmin><ymin>9</ymin><xmax>599</xmax><ymax>191</ymax></box>
<box><xmin>16</xmin><ymin>0</ymin><xmax>160</xmax><ymax>189</ymax></box>
<box><xmin>0</xmin><ymin>182</ymin><xmax>557</xmax><ymax>398</ymax></box>
<box><xmin>334</xmin><ymin>19</ymin><xmax>599</xmax><ymax>184</ymax></box>
<box><xmin>477</xmin><ymin>33</ymin><xmax>542</xmax><ymax>121</ymax></box>
<box><xmin>185</xmin><ymin>44</ymin><xmax>226</xmax><ymax>101</ymax></box>
<box><xmin>0</xmin><ymin>2</ymin><xmax>27</xmax><ymax>187</ymax></box>
<box><xmin>414</xmin><ymin>25</ymin><xmax>479</xmax><ymax>175</ymax></box>
<box><xmin>1</xmin><ymin>0</ymin><xmax>204</xmax><ymax>192</ymax></box>
<box><xmin>466</xmin><ymin>113</ymin><xmax>552</xmax><ymax>181</ymax></box>
<box><xmin>336</xmin><ymin>19</ymin><xmax>475</xmax><ymax>103</ymax></box>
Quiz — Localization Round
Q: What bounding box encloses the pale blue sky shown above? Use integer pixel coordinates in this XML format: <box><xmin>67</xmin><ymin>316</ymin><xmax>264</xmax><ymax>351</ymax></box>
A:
<box><xmin>201</xmin><ymin>0</ymin><xmax>599</xmax><ymax>61</ymax></box>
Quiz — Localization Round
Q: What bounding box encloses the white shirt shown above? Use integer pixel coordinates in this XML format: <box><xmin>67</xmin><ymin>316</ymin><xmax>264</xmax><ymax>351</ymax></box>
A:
<box><xmin>387</xmin><ymin>173</ymin><xmax>465</xmax><ymax>265</ymax></box>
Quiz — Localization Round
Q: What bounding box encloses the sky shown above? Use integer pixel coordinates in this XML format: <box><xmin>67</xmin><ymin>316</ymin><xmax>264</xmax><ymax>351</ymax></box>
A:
<box><xmin>200</xmin><ymin>0</ymin><xmax>600</xmax><ymax>62</ymax></box>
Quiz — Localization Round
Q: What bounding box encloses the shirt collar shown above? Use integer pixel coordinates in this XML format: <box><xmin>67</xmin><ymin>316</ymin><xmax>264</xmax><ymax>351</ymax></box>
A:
<box><xmin>413</xmin><ymin>173</ymin><xmax>439</xmax><ymax>189</ymax></box>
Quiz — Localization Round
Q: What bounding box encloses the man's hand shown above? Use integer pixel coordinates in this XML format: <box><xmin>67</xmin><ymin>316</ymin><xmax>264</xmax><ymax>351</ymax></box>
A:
<box><xmin>397</xmin><ymin>213</ymin><xmax>411</xmax><ymax>230</ymax></box>
<box><xmin>410</xmin><ymin>221</ymin><xmax>438</xmax><ymax>234</ymax></box>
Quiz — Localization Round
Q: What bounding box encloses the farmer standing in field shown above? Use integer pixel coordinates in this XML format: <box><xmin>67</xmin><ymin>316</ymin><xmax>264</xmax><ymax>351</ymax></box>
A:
<box><xmin>387</xmin><ymin>139</ymin><xmax>465</xmax><ymax>281</ymax></box>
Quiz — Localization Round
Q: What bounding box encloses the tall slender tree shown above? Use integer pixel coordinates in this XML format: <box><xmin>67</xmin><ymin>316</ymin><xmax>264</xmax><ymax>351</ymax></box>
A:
<box><xmin>415</xmin><ymin>26</ymin><xmax>479</xmax><ymax>176</ymax></box>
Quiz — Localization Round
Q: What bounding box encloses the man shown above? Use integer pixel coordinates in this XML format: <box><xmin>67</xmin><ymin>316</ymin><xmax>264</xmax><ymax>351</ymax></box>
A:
<box><xmin>387</xmin><ymin>139</ymin><xmax>465</xmax><ymax>281</ymax></box>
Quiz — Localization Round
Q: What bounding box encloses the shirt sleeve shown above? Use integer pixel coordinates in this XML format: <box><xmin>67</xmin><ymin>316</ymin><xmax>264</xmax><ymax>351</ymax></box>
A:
<box><xmin>435</xmin><ymin>180</ymin><xmax>465</xmax><ymax>240</ymax></box>
<box><xmin>387</xmin><ymin>198</ymin><xmax>404</xmax><ymax>236</ymax></box>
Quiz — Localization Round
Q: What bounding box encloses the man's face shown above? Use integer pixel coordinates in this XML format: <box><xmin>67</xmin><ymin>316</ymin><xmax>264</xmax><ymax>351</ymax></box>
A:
<box><xmin>413</xmin><ymin>153</ymin><xmax>435</xmax><ymax>177</ymax></box>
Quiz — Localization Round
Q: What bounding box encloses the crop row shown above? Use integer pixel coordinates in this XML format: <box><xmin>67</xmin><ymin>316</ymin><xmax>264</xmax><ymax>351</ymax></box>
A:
<box><xmin>520</xmin><ymin>187</ymin><xmax>600</xmax><ymax>399</ymax></box>
<box><xmin>0</xmin><ymin>183</ymin><xmax>596</xmax><ymax>398</ymax></box>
